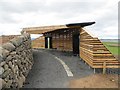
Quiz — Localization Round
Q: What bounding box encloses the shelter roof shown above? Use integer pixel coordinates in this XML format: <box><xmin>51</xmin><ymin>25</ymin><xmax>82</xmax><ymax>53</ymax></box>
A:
<box><xmin>22</xmin><ymin>22</ymin><xmax>95</xmax><ymax>34</ymax></box>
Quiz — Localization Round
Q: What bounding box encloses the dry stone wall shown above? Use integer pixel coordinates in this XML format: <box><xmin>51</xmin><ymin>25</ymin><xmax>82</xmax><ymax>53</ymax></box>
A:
<box><xmin>0</xmin><ymin>33</ymin><xmax>33</xmax><ymax>89</ymax></box>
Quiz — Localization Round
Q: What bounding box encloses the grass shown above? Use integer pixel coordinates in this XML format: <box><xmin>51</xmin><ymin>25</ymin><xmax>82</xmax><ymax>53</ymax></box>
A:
<box><xmin>102</xmin><ymin>42</ymin><xmax>120</xmax><ymax>56</ymax></box>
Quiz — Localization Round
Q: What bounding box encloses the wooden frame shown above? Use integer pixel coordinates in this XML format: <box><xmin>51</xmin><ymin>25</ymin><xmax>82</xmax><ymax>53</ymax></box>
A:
<box><xmin>22</xmin><ymin>22</ymin><xmax>120</xmax><ymax>73</ymax></box>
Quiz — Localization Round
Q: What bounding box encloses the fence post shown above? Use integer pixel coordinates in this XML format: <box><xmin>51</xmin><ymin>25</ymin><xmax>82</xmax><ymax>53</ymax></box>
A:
<box><xmin>103</xmin><ymin>62</ymin><xmax>106</xmax><ymax>74</ymax></box>
<box><xmin>94</xmin><ymin>68</ymin><xmax>96</xmax><ymax>74</ymax></box>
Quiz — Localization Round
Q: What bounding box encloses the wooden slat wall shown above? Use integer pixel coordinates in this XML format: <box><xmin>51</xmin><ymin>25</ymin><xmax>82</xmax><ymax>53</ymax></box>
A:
<box><xmin>0</xmin><ymin>35</ymin><xmax>20</xmax><ymax>44</ymax></box>
<box><xmin>80</xmin><ymin>29</ymin><xmax>120</xmax><ymax>68</ymax></box>
<box><xmin>52</xmin><ymin>34</ymin><xmax>56</xmax><ymax>49</ymax></box>
<box><xmin>32</xmin><ymin>36</ymin><xmax>45</xmax><ymax>48</ymax></box>
<box><xmin>52</xmin><ymin>32</ymin><xmax>73</xmax><ymax>51</ymax></box>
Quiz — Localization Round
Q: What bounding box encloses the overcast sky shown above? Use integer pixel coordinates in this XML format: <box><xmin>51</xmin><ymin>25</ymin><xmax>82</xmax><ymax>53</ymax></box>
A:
<box><xmin>0</xmin><ymin>0</ymin><xmax>119</xmax><ymax>39</ymax></box>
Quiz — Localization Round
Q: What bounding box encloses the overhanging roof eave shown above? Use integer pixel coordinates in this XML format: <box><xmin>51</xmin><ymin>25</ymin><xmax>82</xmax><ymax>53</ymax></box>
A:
<box><xmin>21</xmin><ymin>22</ymin><xmax>95</xmax><ymax>34</ymax></box>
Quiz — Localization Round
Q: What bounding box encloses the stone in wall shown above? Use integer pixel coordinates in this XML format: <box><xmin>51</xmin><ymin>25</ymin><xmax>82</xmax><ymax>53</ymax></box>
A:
<box><xmin>10</xmin><ymin>36</ymin><xmax>24</xmax><ymax>47</ymax></box>
<box><xmin>0</xmin><ymin>47</ymin><xmax>10</xmax><ymax>61</ymax></box>
<box><xmin>0</xmin><ymin>33</ymin><xmax>33</xmax><ymax>89</ymax></box>
<box><xmin>2</xmin><ymin>42</ymin><xmax>15</xmax><ymax>52</ymax></box>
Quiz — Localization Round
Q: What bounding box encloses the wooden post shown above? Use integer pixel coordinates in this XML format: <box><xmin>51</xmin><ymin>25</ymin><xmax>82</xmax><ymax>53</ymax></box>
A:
<box><xmin>103</xmin><ymin>62</ymin><xmax>106</xmax><ymax>74</ymax></box>
<box><xmin>56</xmin><ymin>34</ymin><xmax>58</xmax><ymax>49</ymax></box>
<box><xmin>58</xmin><ymin>34</ymin><xmax>60</xmax><ymax>50</ymax></box>
<box><xmin>54</xmin><ymin>33</ymin><xmax>56</xmax><ymax>49</ymax></box>
<box><xmin>94</xmin><ymin>68</ymin><xmax>96</xmax><ymax>74</ymax></box>
<box><xmin>62</xmin><ymin>34</ymin><xmax>64</xmax><ymax>51</ymax></box>
<box><xmin>47</xmin><ymin>37</ymin><xmax>50</xmax><ymax>49</ymax></box>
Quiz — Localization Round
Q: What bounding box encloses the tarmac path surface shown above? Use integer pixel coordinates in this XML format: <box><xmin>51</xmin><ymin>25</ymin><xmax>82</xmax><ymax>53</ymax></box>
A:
<box><xmin>23</xmin><ymin>49</ymin><xmax>93</xmax><ymax>88</ymax></box>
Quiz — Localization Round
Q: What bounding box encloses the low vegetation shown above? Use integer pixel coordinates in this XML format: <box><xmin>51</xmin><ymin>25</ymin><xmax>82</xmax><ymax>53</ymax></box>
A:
<box><xmin>102</xmin><ymin>42</ymin><xmax>120</xmax><ymax>56</ymax></box>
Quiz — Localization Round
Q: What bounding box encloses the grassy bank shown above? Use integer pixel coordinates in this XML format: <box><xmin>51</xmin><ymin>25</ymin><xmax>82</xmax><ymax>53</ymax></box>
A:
<box><xmin>102</xmin><ymin>42</ymin><xmax>120</xmax><ymax>56</ymax></box>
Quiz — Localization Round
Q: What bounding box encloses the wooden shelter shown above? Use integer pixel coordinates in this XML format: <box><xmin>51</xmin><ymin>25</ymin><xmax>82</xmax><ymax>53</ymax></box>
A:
<box><xmin>22</xmin><ymin>22</ymin><xmax>120</xmax><ymax>72</ymax></box>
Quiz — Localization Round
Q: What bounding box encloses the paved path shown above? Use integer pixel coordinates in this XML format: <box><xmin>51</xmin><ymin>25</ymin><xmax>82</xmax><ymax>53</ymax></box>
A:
<box><xmin>23</xmin><ymin>49</ymin><xmax>93</xmax><ymax>88</ymax></box>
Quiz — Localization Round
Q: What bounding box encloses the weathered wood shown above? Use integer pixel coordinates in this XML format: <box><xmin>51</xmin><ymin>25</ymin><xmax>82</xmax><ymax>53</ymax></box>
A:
<box><xmin>80</xmin><ymin>29</ymin><xmax>120</xmax><ymax>69</ymax></box>
<box><xmin>23</xmin><ymin>23</ymin><xmax>119</xmax><ymax>71</ymax></box>
<box><xmin>103</xmin><ymin>62</ymin><xmax>107</xmax><ymax>74</ymax></box>
<box><xmin>32</xmin><ymin>36</ymin><xmax>45</xmax><ymax>48</ymax></box>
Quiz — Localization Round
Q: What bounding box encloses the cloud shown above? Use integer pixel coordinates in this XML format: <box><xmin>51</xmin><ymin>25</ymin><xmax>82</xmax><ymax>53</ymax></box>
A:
<box><xmin>0</xmin><ymin>0</ymin><xmax>119</xmax><ymax>39</ymax></box>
